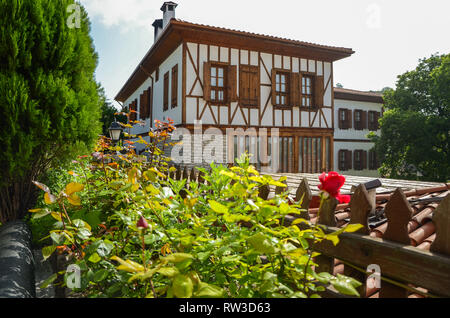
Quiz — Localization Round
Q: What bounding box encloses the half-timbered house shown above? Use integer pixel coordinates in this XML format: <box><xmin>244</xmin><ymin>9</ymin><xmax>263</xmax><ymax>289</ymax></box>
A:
<box><xmin>115</xmin><ymin>2</ymin><xmax>359</xmax><ymax>173</ymax></box>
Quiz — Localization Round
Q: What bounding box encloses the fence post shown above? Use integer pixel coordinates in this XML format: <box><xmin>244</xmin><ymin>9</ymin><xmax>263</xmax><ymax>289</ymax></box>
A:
<box><xmin>315</xmin><ymin>196</ymin><xmax>338</xmax><ymax>275</ymax></box>
<box><xmin>430</xmin><ymin>194</ymin><xmax>450</xmax><ymax>256</ymax></box>
<box><xmin>258</xmin><ymin>184</ymin><xmax>270</xmax><ymax>200</ymax></box>
<box><xmin>345</xmin><ymin>184</ymin><xmax>372</xmax><ymax>297</ymax></box>
<box><xmin>379</xmin><ymin>188</ymin><xmax>412</xmax><ymax>298</ymax></box>
<box><xmin>295</xmin><ymin>178</ymin><xmax>312</xmax><ymax>222</ymax></box>
<box><xmin>189</xmin><ymin>167</ymin><xmax>196</xmax><ymax>183</ymax></box>
<box><xmin>275</xmin><ymin>179</ymin><xmax>288</xmax><ymax>195</ymax></box>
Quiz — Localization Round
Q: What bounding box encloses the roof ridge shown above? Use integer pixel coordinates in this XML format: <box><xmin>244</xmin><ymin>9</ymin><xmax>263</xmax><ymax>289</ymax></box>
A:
<box><xmin>172</xmin><ymin>19</ymin><xmax>354</xmax><ymax>53</ymax></box>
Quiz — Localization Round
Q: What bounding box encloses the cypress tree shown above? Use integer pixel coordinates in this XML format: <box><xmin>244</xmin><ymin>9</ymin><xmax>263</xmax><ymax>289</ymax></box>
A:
<box><xmin>0</xmin><ymin>0</ymin><xmax>102</xmax><ymax>222</ymax></box>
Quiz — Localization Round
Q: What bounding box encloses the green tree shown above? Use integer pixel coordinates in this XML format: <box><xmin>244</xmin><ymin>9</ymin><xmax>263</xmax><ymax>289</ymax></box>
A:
<box><xmin>99</xmin><ymin>86</ymin><xmax>127</xmax><ymax>136</ymax></box>
<box><xmin>0</xmin><ymin>0</ymin><xmax>102</xmax><ymax>222</ymax></box>
<box><xmin>369</xmin><ymin>54</ymin><xmax>450</xmax><ymax>182</ymax></box>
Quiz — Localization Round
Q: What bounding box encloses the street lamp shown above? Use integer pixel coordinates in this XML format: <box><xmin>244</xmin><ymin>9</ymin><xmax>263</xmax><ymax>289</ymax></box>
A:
<box><xmin>108</xmin><ymin>119</ymin><xmax>123</xmax><ymax>144</ymax></box>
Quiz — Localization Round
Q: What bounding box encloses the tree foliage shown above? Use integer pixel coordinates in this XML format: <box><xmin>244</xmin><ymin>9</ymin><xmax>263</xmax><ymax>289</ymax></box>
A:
<box><xmin>370</xmin><ymin>54</ymin><xmax>450</xmax><ymax>182</ymax></box>
<box><xmin>0</xmin><ymin>0</ymin><xmax>102</xmax><ymax>222</ymax></box>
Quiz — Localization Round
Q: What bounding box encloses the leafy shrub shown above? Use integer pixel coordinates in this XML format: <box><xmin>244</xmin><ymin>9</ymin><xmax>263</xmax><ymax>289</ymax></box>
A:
<box><xmin>30</xmin><ymin>121</ymin><xmax>362</xmax><ymax>298</ymax></box>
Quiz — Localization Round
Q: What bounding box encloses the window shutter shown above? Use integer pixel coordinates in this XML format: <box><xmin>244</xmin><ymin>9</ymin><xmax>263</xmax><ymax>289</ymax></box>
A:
<box><xmin>298</xmin><ymin>73</ymin><xmax>303</xmax><ymax>106</ymax></box>
<box><xmin>314</xmin><ymin>76</ymin><xmax>324</xmax><ymax>108</ymax></box>
<box><xmin>239</xmin><ymin>65</ymin><xmax>249</xmax><ymax>103</ymax></box>
<box><xmin>290</xmin><ymin>72</ymin><xmax>300</xmax><ymax>106</ymax></box>
<box><xmin>271</xmin><ymin>69</ymin><xmax>277</xmax><ymax>106</ymax></box>
<box><xmin>347</xmin><ymin>109</ymin><xmax>352</xmax><ymax>129</ymax></box>
<box><xmin>251</xmin><ymin>67</ymin><xmax>259</xmax><ymax>106</ymax></box>
<box><xmin>376</xmin><ymin>112</ymin><xmax>381</xmax><ymax>130</ymax></box>
<box><xmin>203</xmin><ymin>62</ymin><xmax>212</xmax><ymax>102</ymax></box>
<box><xmin>345</xmin><ymin>150</ymin><xmax>352</xmax><ymax>170</ymax></box>
<box><xmin>227</xmin><ymin>65</ymin><xmax>238</xmax><ymax>103</ymax></box>
<box><xmin>362</xmin><ymin>151</ymin><xmax>367</xmax><ymax>170</ymax></box>
<box><xmin>140</xmin><ymin>93</ymin><xmax>145</xmax><ymax>120</ymax></box>
<box><xmin>147</xmin><ymin>87</ymin><xmax>152</xmax><ymax>119</ymax></box>
<box><xmin>362</xmin><ymin>111</ymin><xmax>368</xmax><ymax>129</ymax></box>
<box><xmin>338</xmin><ymin>109</ymin><xmax>343</xmax><ymax>129</ymax></box>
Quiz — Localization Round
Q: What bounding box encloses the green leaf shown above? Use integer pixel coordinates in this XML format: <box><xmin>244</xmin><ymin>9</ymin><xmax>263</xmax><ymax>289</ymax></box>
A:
<box><xmin>40</xmin><ymin>273</ymin><xmax>58</xmax><ymax>289</ymax></box>
<box><xmin>172</xmin><ymin>275</ymin><xmax>194</xmax><ymax>298</ymax></box>
<box><xmin>93</xmin><ymin>269</ymin><xmax>109</xmax><ymax>282</ymax></box>
<box><xmin>88</xmin><ymin>252</ymin><xmax>101</xmax><ymax>264</ymax></box>
<box><xmin>157</xmin><ymin>267</ymin><xmax>179</xmax><ymax>278</ymax></box>
<box><xmin>209</xmin><ymin>200</ymin><xmax>228</xmax><ymax>214</ymax></box>
<box><xmin>247</xmin><ymin>233</ymin><xmax>278</xmax><ymax>254</ymax></box>
<box><xmin>195</xmin><ymin>282</ymin><xmax>224</xmax><ymax>298</ymax></box>
<box><xmin>162</xmin><ymin>253</ymin><xmax>194</xmax><ymax>264</ymax></box>
<box><xmin>42</xmin><ymin>245</ymin><xmax>56</xmax><ymax>261</ymax></box>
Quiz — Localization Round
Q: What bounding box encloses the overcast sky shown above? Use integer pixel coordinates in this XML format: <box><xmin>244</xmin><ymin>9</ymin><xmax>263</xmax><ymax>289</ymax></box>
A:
<box><xmin>79</xmin><ymin>0</ymin><xmax>450</xmax><ymax>109</ymax></box>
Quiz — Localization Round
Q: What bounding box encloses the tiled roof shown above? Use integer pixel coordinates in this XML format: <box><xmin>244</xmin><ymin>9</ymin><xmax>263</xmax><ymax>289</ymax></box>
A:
<box><xmin>172</xmin><ymin>19</ymin><xmax>355</xmax><ymax>55</ymax></box>
<box><xmin>334</xmin><ymin>87</ymin><xmax>384</xmax><ymax>103</ymax></box>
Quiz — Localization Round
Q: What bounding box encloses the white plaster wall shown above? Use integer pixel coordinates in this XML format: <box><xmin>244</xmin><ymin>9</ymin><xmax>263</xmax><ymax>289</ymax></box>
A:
<box><xmin>152</xmin><ymin>44</ymin><xmax>183</xmax><ymax>127</ymax></box>
<box><xmin>185</xmin><ymin>42</ymin><xmax>332</xmax><ymax>129</ymax></box>
<box><xmin>334</xmin><ymin>99</ymin><xmax>383</xmax><ymax>140</ymax></box>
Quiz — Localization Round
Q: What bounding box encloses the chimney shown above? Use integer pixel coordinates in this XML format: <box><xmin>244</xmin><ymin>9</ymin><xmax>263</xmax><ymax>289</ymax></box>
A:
<box><xmin>161</xmin><ymin>2</ymin><xmax>178</xmax><ymax>29</ymax></box>
<box><xmin>152</xmin><ymin>19</ymin><xmax>163</xmax><ymax>41</ymax></box>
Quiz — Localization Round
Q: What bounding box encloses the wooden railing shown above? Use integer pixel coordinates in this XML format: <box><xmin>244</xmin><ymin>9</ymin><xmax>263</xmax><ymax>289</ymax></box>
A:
<box><xmin>168</xmin><ymin>165</ymin><xmax>450</xmax><ymax>298</ymax></box>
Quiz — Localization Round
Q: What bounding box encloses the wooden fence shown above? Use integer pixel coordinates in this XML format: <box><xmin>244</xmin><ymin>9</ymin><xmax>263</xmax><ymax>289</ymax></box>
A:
<box><xmin>168</xmin><ymin>165</ymin><xmax>450</xmax><ymax>298</ymax></box>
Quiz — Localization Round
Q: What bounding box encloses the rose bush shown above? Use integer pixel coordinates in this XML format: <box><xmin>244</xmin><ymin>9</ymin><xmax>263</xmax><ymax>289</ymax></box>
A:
<box><xmin>29</xmin><ymin>120</ymin><xmax>363</xmax><ymax>298</ymax></box>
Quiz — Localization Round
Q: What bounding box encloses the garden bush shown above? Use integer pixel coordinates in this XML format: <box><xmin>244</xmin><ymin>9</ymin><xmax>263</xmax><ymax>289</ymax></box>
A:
<box><xmin>30</xmin><ymin>120</ymin><xmax>362</xmax><ymax>298</ymax></box>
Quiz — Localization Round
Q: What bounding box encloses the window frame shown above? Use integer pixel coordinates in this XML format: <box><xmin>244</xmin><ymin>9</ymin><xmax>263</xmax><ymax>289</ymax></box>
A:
<box><xmin>354</xmin><ymin>109</ymin><xmax>363</xmax><ymax>130</ymax></box>
<box><xmin>301</xmin><ymin>74</ymin><xmax>315</xmax><ymax>108</ymax></box>
<box><xmin>273</xmin><ymin>70</ymin><xmax>290</xmax><ymax>107</ymax></box>
<box><xmin>210</xmin><ymin>64</ymin><xmax>228</xmax><ymax>104</ymax></box>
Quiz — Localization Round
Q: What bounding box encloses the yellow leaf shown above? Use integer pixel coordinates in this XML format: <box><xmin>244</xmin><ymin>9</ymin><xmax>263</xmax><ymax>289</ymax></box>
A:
<box><xmin>67</xmin><ymin>194</ymin><xmax>81</xmax><ymax>206</ymax></box>
<box><xmin>29</xmin><ymin>209</ymin><xmax>43</xmax><ymax>213</ymax></box>
<box><xmin>44</xmin><ymin>192</ymin><xmax>57</xmax><ymax>205</ymax></box>
<box><xmin>247</xmin><ymin>166</ymin><xmax>259</xmax><ymax>175</ymax></box>
<box><xmin>51</xmin><ymin>212</ymin><xmax>62</xmax><ymax>221</ymax></box>
<box><xmin>65</xmin><ymin>182</ymin><xmax>84</xmax><ymax>196</ymax></box>
<box><xmin>111</xmin><ymin>256</ymin><xmax>144</xmax><ymax>273</ymax></box>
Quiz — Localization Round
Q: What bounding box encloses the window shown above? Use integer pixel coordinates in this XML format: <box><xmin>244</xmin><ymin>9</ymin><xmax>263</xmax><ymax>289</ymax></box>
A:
<box><xmin>210</xmin><ymin>65</ymin><xmax>226</xmax><ymax>103</ymax></box>
<box><xmin>368</xmin><ymin>111</ymin><xmax>380</xmax><ymax>131</ymax></box>
<box><xmin>155</xmin><ymin>67</ymin><xmax>160</xmax><ymax>82</ymax></box>
<box><xmin>369</xmin><ymin>150</ymin><xmax>379</xmax><ymax>170</ymax></box>
<box><xmin>354</xmin><ymin>150</ymin><xmax>367</xmax><ymax>170</ymax></box>
<box><xmin>274</xmin><ymin>71</ymin><xmax>290</xmax><ymax>106</ymax></box>
<box><xmin>163</xmin><ymin>71</ymin><xmax>169</xmax><ymax>111</ymax></box>
<box><xmin>338</xmin><ymin>108</ymin><xmax>352</xmax><ymax>129</ymax></box>
<box><xmin>338</xmin><ymin>149</ymin><xmax>352</xmax><ymax>171</ymax></box>
<box><xmin>171</xmin><ymin>65</ymin><xmax>178</xmax><ymax>108</ymax></box>
<box><xmin>239</xmin><ymin>65</ymin><xmax>259</xmax><ymax>107</ymax></box>
<box><xmin>203</xmin><ymin>62</ymin><xmax>237</xmax><ymax>104</ymax></box>
<box><xmin>301</xmin><ymin>75</ymin><xmax>314</xmax><ymax>107</ymax></box>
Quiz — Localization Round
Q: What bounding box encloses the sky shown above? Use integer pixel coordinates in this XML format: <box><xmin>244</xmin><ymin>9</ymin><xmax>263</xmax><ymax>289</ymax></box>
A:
<box><xmin>79</xmin><ymin>0</ymin><xmax>450</xmax><ymax>109</ymax></box>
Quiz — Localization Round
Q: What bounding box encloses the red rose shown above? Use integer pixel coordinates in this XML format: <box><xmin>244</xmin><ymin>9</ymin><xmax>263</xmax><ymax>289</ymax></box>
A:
<box><xmin>318</xmin><ymin>172</ymin><xmax>351</xmax><ymax>204</ymax></box>
<box><xmin>137</xmin><ymin>216</ymin><xmax>149</xmax><ymax>229</ymax></box>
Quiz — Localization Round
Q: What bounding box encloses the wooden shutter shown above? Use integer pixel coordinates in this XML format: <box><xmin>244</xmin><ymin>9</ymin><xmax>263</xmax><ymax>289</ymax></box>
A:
<box><xmin>362</xmin><ymin>111</ymin><xmax>368</xmax><ymax>129</ymax></box>
<box><xmin>171</xmin><ymin>65</ymin><xmax>178</xmax><ymax>108</ymax></box>
<box><xmin>203</xmin><ymin>62</ymin><xmax>212</xmax><ymax>102</ymax></box>
<box><xmin>290</xmin><ymin>72</ymin><xmax>300</xmax><ymax>106</ymax></box>
<box><xmin>314</xmin><ymin>76</ymin><xmax>324</xmax><ymax>108</ymax></box>
<box><xmin>345</xmin><ymin>150</ymin><xmax>352</xmax><ymax>170</ymax></box>
<box><xmin>338</xmin><ymin>109</ymin><xmax>343</xmax><ymax>129</ymax></box>
<box><xmin>298</xmin><ymin>73</ymin><xmax>303</xmax><ymax>106</ymax></box>
<box><xmin>163</xmin><ymin>72</ymin><xmax>169</xmax><ymax>111</ymax></box>
<box><xmin>239</xmin><ymin>65</ymin><xmax>249</xmax><ymax>104</ymax></box>
<box><xmin>140</xmin><ymin>93</ymin><xmax>145</xmax><ymax>120</ymax></box>
<box><xmin>362</xmin><ymin>151</ymin><xmax>367</xmax><ymax>170</ymax></box>
<box><xmin>250</xmin><ymin>66</ymin><xmax>259</xmax><ymax>106</ymax></box>
<box><xmin>271</xmin><ymin>69</ymin><xmax>277</xmax><ymax>106</ymax></box>
<box><xmin>227</xmin><ymin>65</ymin><xmax>237</xmax><ymax>103</ymax></box>
<box><xmin>148</xmin><ymin>87</ymin><xmax>152</xmax><ymax>119</ymax></box>
<box><xmin>347</xmin><ymin>109</ymin><xmax>352</xmax><ymax>129</ymax></box>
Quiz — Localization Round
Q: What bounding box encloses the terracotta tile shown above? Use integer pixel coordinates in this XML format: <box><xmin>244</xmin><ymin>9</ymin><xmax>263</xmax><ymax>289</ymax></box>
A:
<box><xmin>335</xmin><ymin>212</ymin><xmax>350</xmax><ymax>222</ymax></box>
<box><xmin>412</xmin><ymin>205</ymin><xmax>437</xmax><ymax>225</ymax></box>
<box><xmin>407</xmin><ymin>220</ymin><xmax>420</xmax><ymax>234</ymax></box>
<box><xmin>416</xmin><ymin>241</ymin><xmax>432</xmax><ymax>251</ymax></box>
<box><xmin>333</xmin><ymin>264</ymin><xmax>344</xmax><ymax>276</ymax></box>
<box><xmin>409</xmin><ymin>221</ymin><xmax>436</xmax><ymax>246</ymax></box>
